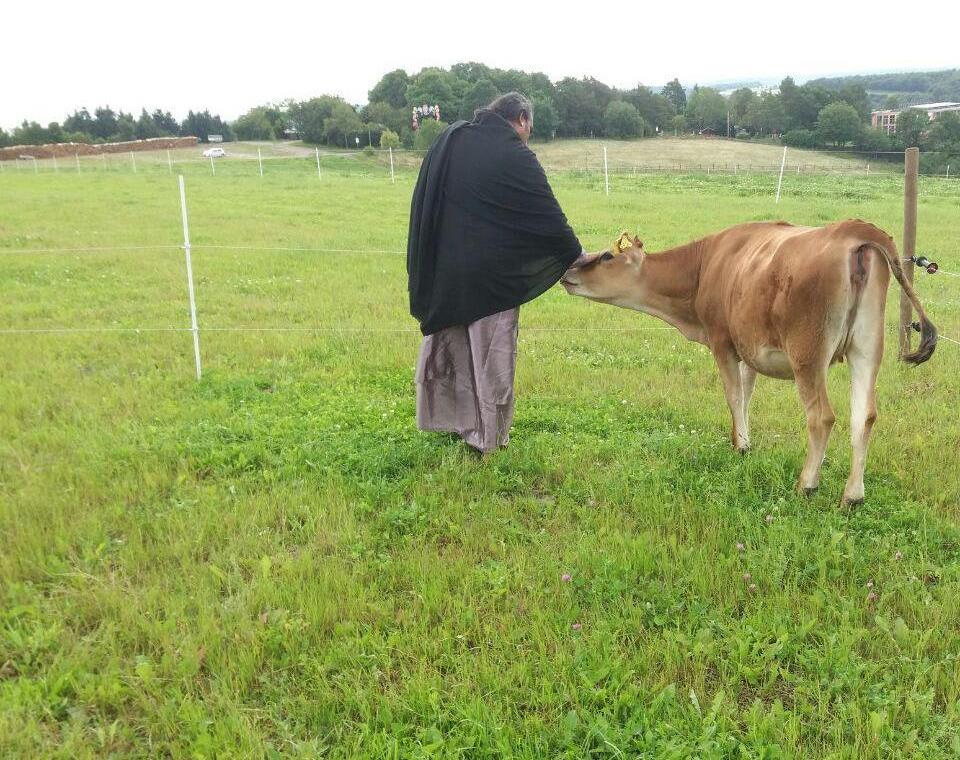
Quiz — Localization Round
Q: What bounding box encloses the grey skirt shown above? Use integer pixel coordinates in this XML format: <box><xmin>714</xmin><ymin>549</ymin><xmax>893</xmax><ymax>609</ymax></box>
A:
<box><xmin>415</xmin><ymin>308</ymin><xmax>519</xmax><ymax>453</ymax></box>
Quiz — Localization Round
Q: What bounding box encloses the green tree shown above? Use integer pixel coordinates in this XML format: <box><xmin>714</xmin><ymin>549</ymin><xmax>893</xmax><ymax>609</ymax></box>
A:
<box><xmin>13</xmin><ymin>120</ymin><xmax>50</xmax><ymax>145</ymax></box>
<box><xmin>459</xmin><ymin>78</ymin><xmax>498</xmax><ymax>120</ymax></box>
<box><xmin>45</xmin><ymin>122</ymin><xmax>64</xmax><ymax>143</ymax></box>
<box><xmin>745</xmin><ymin>93</ymin><xmax>785</xmax><ymax>135</ymax></box>
<box><xmin>782</xmin><ymin>129</ymin><xmax>818</xmax><ymax>148</ymax></box>
<box><xmin>64</xmin><ymin>108</ymin><xmax>94</xmax><ymax>137</ymax></box>
<box><xmin>554</xmin><ymin>77</ymin><xmax>612</xmax><ymax>137</ymax></box>
<box><xmin>816</xmin><ymin>102</ymin><xmax>862</xmax><ymax>147</ymax></box>
<box><xmin>379</xmin><ymin>129</ymin><xmax>400</xmax><ymax>149</ymax></box>
<box><xmin>115</xmin><ymin>112</ymin><xmax>136</xmax><ymax>141</ymax></box>
<box><xmin>780</xmin><ymin>77</ymin><xmax>831</xmax><ymax>131</ymax></box>
<box><xmin>670</xmin><ymin>114</ymin><xmax>686</xmax><ymax>136</ymax></box>
<box><xmin>290</xmin><ymin>96</ymin><xmax>341</xmax><ymax>143</ymax></box>
<box><xmin>0</xmin><ymin>127</ymin><xmax>10</xmax><ymax>148</ymax></box>
<box><xmin>661</xmin><ymin>78</ymin><xmax>686</xmax><ymax>114</ymax></box>
<box><xmin>364</xmin><ymin>101</ymin><xmax>407</xmax><ymax>135</ymax></box>
<box><xmin>135</xmin><ymin>109</ymin><xmax>161</xmax><ymax>139</ymax></box>
<box><xmin>623</xmin><ymin>86</ymin><xmax>675</xmax><ymax>130</ymax></box>
<box><xmin>531</xmin><ymin>97</ymin><xmax>559</xmax><ymax>140</ymax></box>
<box><xmin>929</xmin><ymin>111</ymin><xmax>960</xmax><ymax>154</ymax></box>
<box><xmin>92</xmin><ymin>107</ymin><xmax>118</xmax><ymax>139</ymax></box>
<box><xmin>323</xmin><ymin>102</ymin><xmax>364</xmax><ymax>148</ymax></box>
<box><xmin>414</xmin><ymin>119</ymin><xmax>448</xmax><ymax>150</ymax></box>
<box><xmin>856</xmin><ymin>127</ymin><xmax>893</xmax><ymax>152</ymax></box>
<box><xmin>233</xmin><ymin>107</ymin><xmax>276</xmax><ymax>140</ymax></box>
<box><xmin>369</xmin><ymin>69</ymin><xmax>410</xmax><ymax>109</ymax></box>
<box><xmin>837</xmin><ymin>84</ymin><xmax>871</xmax><ymax>122</ymax></box>
<box><xmin>603</xmin><ymin>100</ymin><xmax>643</xmax><ymax>138</ymax></box>
<box><xmin>405</xmin><ymin>68</ymin><xmax>461</xmax><ymax>122</ymax></box>
<box><xmin>687</xmin><ymin>87</ymin><xmax>728</xmax><ymax>133</ymax></box>
<box><xmin>896</xmin><ymin>108</ymin><xmax>929</xmax><ymax>148</ymax></box>
<box><xmin>151</xmin><ymin>109</ymin><xmax>180</xmax><ymax>136</ymax></box>
<box><xmin>883</xmin><ymin>95</ymin><xmax>901</xmax><ymax>110</ymax></box>
<box><xmin>931</xmin><ymin>71</ymin><xmax>960</xmax><ymax>102</ymax></box>
<box><xmin>450</xmin><ymin>62</ymin><xmax>493</xmax><ymax>85</ymax></box>
<box><xmin>729</xmin><ymin>88</ymin><xmax>756</xmax><ymax>125</ymax></box>
<box><xmin>180</xmin><ymin>110</ymin><xmax>233</xmax><ymax>142</ymax></box>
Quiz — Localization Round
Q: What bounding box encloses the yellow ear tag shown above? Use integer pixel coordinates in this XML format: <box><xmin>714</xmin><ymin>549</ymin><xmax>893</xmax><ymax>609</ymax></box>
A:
<box><xmin>612</xmin><ymin>232</ymin><xmax>633</xmax><ymax>255</ymax></box>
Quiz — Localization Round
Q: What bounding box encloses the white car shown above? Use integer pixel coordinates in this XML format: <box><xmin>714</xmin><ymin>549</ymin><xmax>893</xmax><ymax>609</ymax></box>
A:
<box><xmin>202</xmin><ymin>147</ymin><xmax>226</xmax><ymax>158</ymax></box>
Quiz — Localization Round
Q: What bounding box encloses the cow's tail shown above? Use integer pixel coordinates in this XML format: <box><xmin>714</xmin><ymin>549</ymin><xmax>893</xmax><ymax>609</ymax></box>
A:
<box><xmin>859</xmin><ymin>235</ymin><xmax>937</xmax><ymax>366</ymax></box>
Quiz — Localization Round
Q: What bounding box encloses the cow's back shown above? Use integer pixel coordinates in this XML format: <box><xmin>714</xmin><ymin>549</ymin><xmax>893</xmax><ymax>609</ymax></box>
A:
<box><xmin>694</xmin><ymin>222</ymin><xmax>876</xmax><ymax>376</ymax></box>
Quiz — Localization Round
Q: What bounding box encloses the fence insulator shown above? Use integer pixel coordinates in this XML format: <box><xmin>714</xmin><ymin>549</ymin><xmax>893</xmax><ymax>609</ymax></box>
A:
<box><xmin>912</xmin><ymin>256</ymin><xmax>939</xmax><ymax>275</ymax></box>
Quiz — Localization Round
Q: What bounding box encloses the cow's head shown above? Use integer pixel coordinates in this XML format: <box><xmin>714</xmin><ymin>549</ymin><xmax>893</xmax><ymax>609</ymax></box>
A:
<box><xmin>561</xmin><ymin>233</ymin><xmax>646</xmax><ymax>306</ymax></box>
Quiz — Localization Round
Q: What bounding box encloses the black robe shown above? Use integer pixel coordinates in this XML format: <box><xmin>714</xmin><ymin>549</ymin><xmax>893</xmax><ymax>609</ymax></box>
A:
<box><xmin>407</xmin><ymin>110</ymin><xmax>582</xmax><ymax>336</ymax></box>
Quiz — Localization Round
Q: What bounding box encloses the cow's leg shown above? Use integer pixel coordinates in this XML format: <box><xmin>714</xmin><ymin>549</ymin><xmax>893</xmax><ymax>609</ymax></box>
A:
<box><xmin>842</xmin><ymin>326</ymin><xmax>883</xmax><ymax>505</ymax></box>
<box><xmin>793</xmin><ymin>364</ymin><xmax>835</xmax><ymax>494</ymax></box>
<box><xmin>739</xmin><ymin>362</ymin><xmax>758</xmax><ymax>446</ymax></box>
<box><xmin>712</xmin><ymin>345</ymin><xmax>749</xmax><ymax>452</ymax></box>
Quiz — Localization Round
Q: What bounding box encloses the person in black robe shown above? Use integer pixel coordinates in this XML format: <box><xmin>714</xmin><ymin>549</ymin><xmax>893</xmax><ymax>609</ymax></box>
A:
<box><xmin>408</xmin><ymin>92</ymin><xmax>585</xmax><ymax>454</ymax></box>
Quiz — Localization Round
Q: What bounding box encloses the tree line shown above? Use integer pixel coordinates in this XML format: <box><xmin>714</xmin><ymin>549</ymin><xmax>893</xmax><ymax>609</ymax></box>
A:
<box><xmin>807</xmin><ymin>69</ymin><xmax>960</xmax><ymax>107</ymax></box>
<box><xmin>230</xmin><ymin>67</ymin><xmax>957</xmax><ymax>160</ymax></box>
<box><xmin>0</xmin><ymin>107</ymin><xmax>234</xmax><ymax>149</ymax></box>
<box><xmin>2</xmin><ymin>66</ymin><xmax>957</xmax><ymax>171</ymax></box>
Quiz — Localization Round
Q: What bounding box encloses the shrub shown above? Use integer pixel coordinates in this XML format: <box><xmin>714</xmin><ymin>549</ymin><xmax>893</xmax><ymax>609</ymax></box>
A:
<box><xmin>783</xmin><ymin>129</ymin><xmax>818</xmax><ymax>149</ymax></box>
<box><xmin>603</xmin><ymin>101</ymin><xmax>643</xmax><ymax>138</ymax></box>
<box><xmin>816</xmin><ymin>102</ymin><xmax>862</xmax><ymax>147</ymax></box>
<box><xmin>379</xmin><ymin>129</ymin><xmax>400</xmax><ymax>149</ymax></box>
<box><xmin>413</xmin><ymin>119</ymin><xmax>447</xmax><ymax>151</ymax></box>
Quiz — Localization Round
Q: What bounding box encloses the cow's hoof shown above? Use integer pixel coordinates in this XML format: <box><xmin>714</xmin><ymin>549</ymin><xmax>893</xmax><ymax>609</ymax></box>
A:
<box><xmin>842</xmin><ymin>495</ymin><xmax>864</xmax><ymax>508</ymax></box>
<box><xmin>796</xmin><ymin>482</ymin><xmax>818</xmax><ymax>497</ymax></box>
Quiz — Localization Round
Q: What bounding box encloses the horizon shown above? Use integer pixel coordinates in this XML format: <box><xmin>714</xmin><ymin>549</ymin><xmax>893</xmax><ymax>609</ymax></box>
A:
<box><xmin>3</xmin><ymin>65</ymin><xmax>957</xmax><ymax>134</ymax></box>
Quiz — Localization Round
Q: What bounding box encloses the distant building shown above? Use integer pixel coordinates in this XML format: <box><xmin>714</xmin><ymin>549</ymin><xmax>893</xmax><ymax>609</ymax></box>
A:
<box><xmin>208</xmin><ymin>134</ymin><xmax>224</xmax><ymax>143</ymax></box>
<box><xmin>871</xmin><ymin>102</ymin><xmax>960</xmax><ymax>135</ymax></box>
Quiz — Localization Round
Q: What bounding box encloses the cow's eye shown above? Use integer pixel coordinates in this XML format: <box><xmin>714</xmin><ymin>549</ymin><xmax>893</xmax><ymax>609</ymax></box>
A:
<box><xmin>599</xmin><ymin>251</ymin><xmax>614</xmax><ymax>262</ymax></box>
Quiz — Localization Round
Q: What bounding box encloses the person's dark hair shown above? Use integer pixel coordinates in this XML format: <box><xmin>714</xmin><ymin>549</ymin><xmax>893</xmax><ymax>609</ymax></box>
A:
<box><xmin>484</xmin><ymin>92</ymin><xmax>533</xmax><ymax>123</ymax></box>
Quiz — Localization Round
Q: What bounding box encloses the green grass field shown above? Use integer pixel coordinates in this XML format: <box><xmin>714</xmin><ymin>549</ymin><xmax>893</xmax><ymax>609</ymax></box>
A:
<box><xmin>1</xmin><ymin>153</ymin><xmax>959</xmax><ymax>757</ymax></box>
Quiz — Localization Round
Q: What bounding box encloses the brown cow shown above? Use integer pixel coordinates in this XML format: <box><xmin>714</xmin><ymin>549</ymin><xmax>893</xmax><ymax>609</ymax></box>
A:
<box><xmin>561</xmin><ymin>220</ymin><xmax>937</xmax><ymax>505</ymax></box>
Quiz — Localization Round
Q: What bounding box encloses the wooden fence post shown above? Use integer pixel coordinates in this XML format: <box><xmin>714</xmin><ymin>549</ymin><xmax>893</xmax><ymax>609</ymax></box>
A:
<box><xmin>899</xmin><ymin>147</ymin><xmax>919</xmax><ymax>358</ymax></box>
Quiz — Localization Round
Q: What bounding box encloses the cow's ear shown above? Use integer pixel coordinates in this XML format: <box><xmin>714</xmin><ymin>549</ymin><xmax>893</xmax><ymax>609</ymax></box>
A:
<box><xmin>633</xmin><ymin>236</ymin><xmax>644</xmax><ymax>250</ymax></box>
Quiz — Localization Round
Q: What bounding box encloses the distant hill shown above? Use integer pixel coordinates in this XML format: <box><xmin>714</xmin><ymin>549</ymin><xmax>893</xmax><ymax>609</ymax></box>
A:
<box><xmin>806</xmin><ymin>69</ymin><xmax>960</xmax><ymax>109</ymax></box>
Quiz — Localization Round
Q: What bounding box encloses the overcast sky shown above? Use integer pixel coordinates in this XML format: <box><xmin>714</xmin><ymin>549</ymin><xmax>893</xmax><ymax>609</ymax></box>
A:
<box><xmin>2</xmin><ymin>1</ymin><xmax>957</xmax><ymax>131</ymax></box>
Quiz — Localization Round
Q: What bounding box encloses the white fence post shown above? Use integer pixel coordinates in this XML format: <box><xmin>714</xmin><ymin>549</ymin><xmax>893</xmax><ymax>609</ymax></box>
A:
<box><xmin>947</xmin><ymin>164</ymin><xmax>951</xmax><ymax>180</ymax></box>
<box><xmin>167</xmin><ymin>149</ymin><xmax>172</xmax><ymax>174</ymax></box>
<box><xmin>102</xmin><ymin>153</ymin><xmax>107</xmax><ymax>171</ymax></box>
<box><xmin>52</xmin><ymin>154</ymin><xmax>58</xmax><ymax>173</ymax></box>
<box><xmin>315</xmin><ymin>147</ymin><xmax>322</xmax><ymax>179</ymax></box>
<box><xmin>33</xmin><ymin>157</ymin><xmax>38</xmax><ymax>174</ymax></box>
<box><xmin>177</xmin><ymin>175</ymin><xmax>202</xmax><ymax>380</ymax></box>
<box><xmin>131</xmin><ymin>151</ymin><xmax>137</xmax><ymax>173</ymax></box>
<box><xmin>603</xmin><ymin>145</ymin><xmax>610</xmax><ymax>196</ymax></box>
<box><xmin>258</xmin><ymin>147</ymin><xmax>263</xmax><ymax>177</ymax></box>
<box><xmin>389</xmin><ymin>147</ymin><xmax>395</xmax><ymax>184</ymax></box>
<box><xmin>210</xmin><ymin>155</ymin><xmax>215</xmax><ymax>176</ymax></box>
<box><xmin>75</xmin><ymin>153</ymin><xmax>81</xmax><ymax>173</ymax></box>
<box><xmin>775</xmin><ymin>146</ymin><xmax>787</xmax><ymax>203</ymax></box>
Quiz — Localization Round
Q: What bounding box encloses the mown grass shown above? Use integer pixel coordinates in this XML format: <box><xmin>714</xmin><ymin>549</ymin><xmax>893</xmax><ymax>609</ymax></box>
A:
<box><xmin>1</xmin><ymin>156</ymin><xmax>959</xmax><ymax>758</ymax></box>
